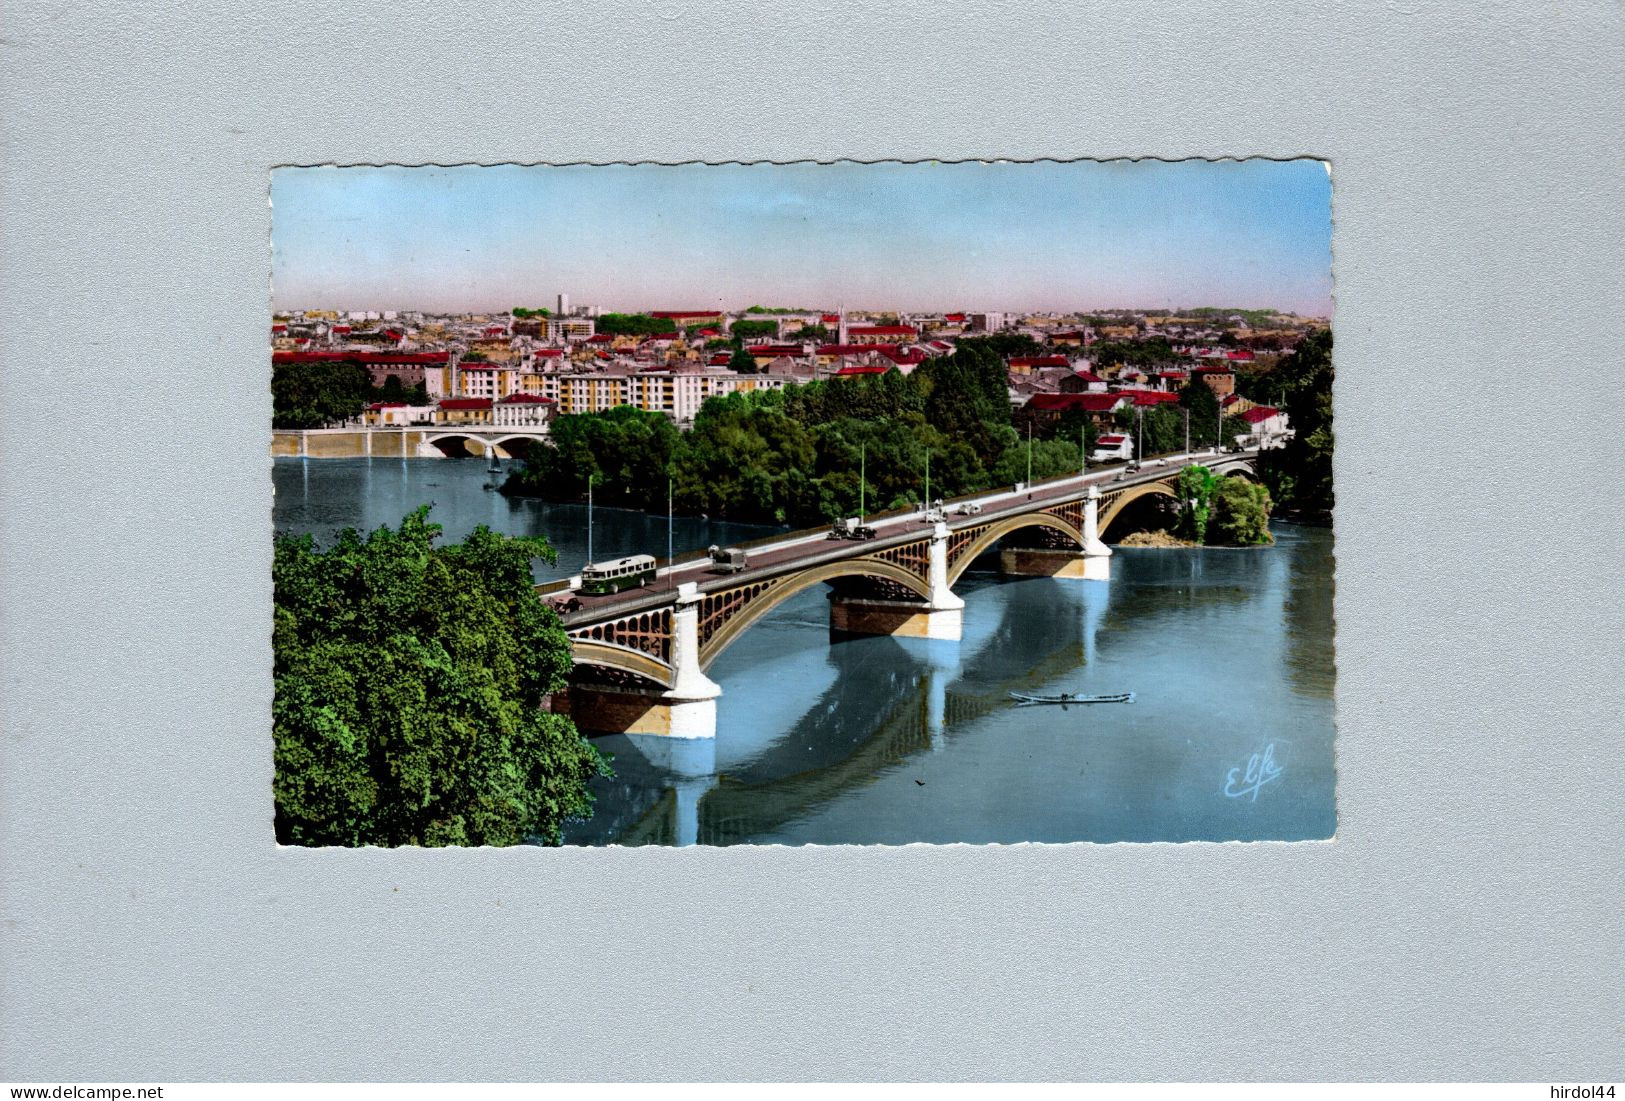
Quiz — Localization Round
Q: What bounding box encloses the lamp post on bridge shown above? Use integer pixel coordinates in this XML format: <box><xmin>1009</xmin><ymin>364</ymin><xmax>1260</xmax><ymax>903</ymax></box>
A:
<box><xmin>586</xmin><ymin>471</ymin><xmax>595</xmax><ymax>568</ymax></box>
<box><xmin>859</xmin><ymin>442</ymin><xmax>866</xmax><ymax>523</ymax></box>
<box><xmin>1025</xmin><ymin>421</ymin><xmax>1033</xmax><ymax>494</ymax></box>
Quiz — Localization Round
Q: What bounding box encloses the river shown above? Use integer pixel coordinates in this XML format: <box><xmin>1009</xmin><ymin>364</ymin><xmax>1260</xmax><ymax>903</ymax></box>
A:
<box><xmin>274</xmin><ymin>456</ymin><xmax>1337</xmax><ymax>845</ymax></box>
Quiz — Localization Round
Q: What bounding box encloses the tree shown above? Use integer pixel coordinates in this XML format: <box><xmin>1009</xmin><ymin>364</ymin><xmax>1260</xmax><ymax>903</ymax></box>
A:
<box><xmin>729</xmin><ymin>319</ymin><xmax>779</xmax><ymax>341</ymax></box>
<box><xmin>1256</xmin><ymin>328</ymin><xmax>1333</xmax><ymax>516</ymax></box>
<box><xmin>272</xmin><ymin>357</ymin><xmax>369</xmax><ymax>429</ymax></box>
<box><xmin>511</xmin><ymin>307</ymin><xmax>551</xmax><ymax>318</ymax></box>
<box><xmin>272</xmin><ymin>508</ymin><xmax>610</xmax><ymax>846</ymax></box>
<box><xmin>1210</xmin><ymin>476</ymin><xmax>1273</xmax><ymax>545</ymax></box>
<box><xmin>787</xmin><ymin>325</ymin><xmax>830</xmax><ymax>342</ymax></box>
<box><xmin>1177</xmin><ymin>464</ymin><xmax>1218</xmax><ymax>543</ymax></box>
<box><xmin>729</xmin><ymin>347</ymin><xmax>759</xmax><ymax>374</ymax></box>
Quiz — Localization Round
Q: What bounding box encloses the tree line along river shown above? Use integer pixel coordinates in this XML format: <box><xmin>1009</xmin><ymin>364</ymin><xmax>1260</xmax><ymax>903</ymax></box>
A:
<box><xmin>274</xmin><ymin>455</ymin><xmax>1336</xmax><ymax>845</ymax></box>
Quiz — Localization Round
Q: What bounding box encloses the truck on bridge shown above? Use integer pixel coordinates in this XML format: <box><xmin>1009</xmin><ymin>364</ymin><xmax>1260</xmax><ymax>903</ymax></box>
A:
<box><xmin>828</xmin><ymin>517</ymin><xmax>879</xmax><ymax>541</ymax></box>
<box><xmin>707</xmin><ymin>545</ymin><xmax>749</xmax><ymax>574</ymax></box>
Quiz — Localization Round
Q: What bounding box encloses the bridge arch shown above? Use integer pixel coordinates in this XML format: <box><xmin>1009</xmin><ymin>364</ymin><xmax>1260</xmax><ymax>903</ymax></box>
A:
<box><xmin>568</xmin><ymin>639</ymin><xmax>676</xmax><ymax>691</ymax></box>
<box><xmin>944</xmin><ymin>513</ymin><xmax>1084</xmax><ymax>587</ymax></box>
<box><xmin>423</xmin><ymin>433</ymin><xmax>489</xmax><ymax>458</ymax></box>
<box><xmin>1097</xmin><ymin>481</ymin><xmax>1180</xmax><ymax>540</ymax></box>
<box><xmin>422</xmin><ymin>431</ymin><xmax>549</xmax><ymax>459</ymax></box>
<box><xmin>699</xmin><ymin>558</ymin><xmax>933</xmax><ymax>670</ymax></box>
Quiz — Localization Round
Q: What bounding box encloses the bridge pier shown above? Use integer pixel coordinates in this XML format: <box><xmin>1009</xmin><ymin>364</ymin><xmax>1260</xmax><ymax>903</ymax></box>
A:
<box><xmin>1000</xmin><ymin>485</ymin><xmax>1112</xmax><ymax>581</ymax></box>
<box><xmin>829</xmin><ymin>523</ymin><xmax>965</xmax><ymax>642</ymax></box>
<box><xmin>557</xmin><ymin>583</ymin><xmax>722</xmax><ymax>740</ymax></box>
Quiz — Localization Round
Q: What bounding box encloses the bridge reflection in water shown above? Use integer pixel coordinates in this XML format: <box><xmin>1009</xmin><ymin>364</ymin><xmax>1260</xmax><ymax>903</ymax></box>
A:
<box><xmin>565</xmin><ymin>551</ymin><xmax>1124</xmax><ymax>847</ymax></box>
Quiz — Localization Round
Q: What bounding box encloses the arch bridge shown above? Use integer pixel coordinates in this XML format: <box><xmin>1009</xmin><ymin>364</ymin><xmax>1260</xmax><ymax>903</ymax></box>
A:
<box><xmin>544</xmin><ymin>450</ymin><xmax>1259</xmax><ymax>739</ymax></box>
<box><xmin>419</xmin><ymin>427</ymin><xmax>550</xmax><ymax>459</ymax></box>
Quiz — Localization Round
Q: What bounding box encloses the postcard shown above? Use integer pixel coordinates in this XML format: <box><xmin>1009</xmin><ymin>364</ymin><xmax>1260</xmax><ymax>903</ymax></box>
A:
<box><xmin>270</xmin><ymin>159</ymin><xmax>1334</xmax><ymax>846</ymax></box>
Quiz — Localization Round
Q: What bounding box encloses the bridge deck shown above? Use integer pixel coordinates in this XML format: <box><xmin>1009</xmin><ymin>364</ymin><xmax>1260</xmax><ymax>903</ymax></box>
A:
<box><xmin>546</xmin><ymin>449</ymin><xmax>1258</xmax><ymax>629</ymax></box>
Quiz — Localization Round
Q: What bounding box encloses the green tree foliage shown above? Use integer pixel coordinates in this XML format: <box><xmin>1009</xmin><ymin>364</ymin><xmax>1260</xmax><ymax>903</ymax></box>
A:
<box><xmin>507</xmin><ymin>406</ymin><xmax>682</xmax><ymax>506</ymax></box>
<box><xmin>372</xmin><ymin>374</ymin><xmax>429</xmax><ymax>406</ymax></box>
<box><xmin>786</xmin><ymin>325</ymin><xmax>830</xmax><ymax>341</ymax></box>
<box><xmin>1256</xmin><ymin>328</ymin><xmax>1334</xmax><ymax>516</ymax></box>
<box><xmin>503</xmin><ymin>343</ymin><xmax>1035</xmax><ymax>526</ymax></box>
<box><xmin>728</xmin><ymin>319</ymin><xmax>779</xmax><ymax>341</ymax></box>
<box><xmin>511</xmin><ymin>307</ymin><xmax>552</xmax><ymax>318</ymax></box>
<box><xmin>729</xmin><ymin>348</ymin><xmax>760</xmax><ymax>374</ymax></box>
<box><xmin>954</xmin><ymin>332</ymin><xmax>1043</xmax><ymax>359</ymax></box>
<box><xmin>1091</xmin><ymin>336</ymin><xmax>1178</xmax><ymax>369</ymax></box>
<box><xmin>1177</xmin><ymin>464</ymin><xmax>1218</xmax><ymax>542</ymax></box>
<box><xmin>594</xmin><ymin>313</ymin><xmax>680</xmax><ymax>337</ymax></box>
<box><xmin>272</xmin><ymin>357</ymin><xmax>369</xmax><ymax>429</ymax></box>
<box><xmin>272</xmin><ymin>508</ymin><xmax>610</xmax><ymax>846</ymax></box>
<box><xmin>1210</xmin><ymin>476</ymin><xmax>1273</xmax><ymax>545</ymax></box>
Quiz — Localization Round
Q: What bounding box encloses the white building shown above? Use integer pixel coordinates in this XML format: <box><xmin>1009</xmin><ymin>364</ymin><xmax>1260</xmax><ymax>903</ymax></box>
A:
<box><xmin>1091</xmin><ymin>433</ymin><xmax>1134</xmax><ymax>462</ymax></box>
<box><xmin>493</xmin><ymin>393</ymin><xmax>556</xmax><ymax>428</ymax></box>
<box><xmin>1233</xmin><ymin>406</ymin><xmax>1292</xmax><ymax>449</ymax></box>
<box><xmin>546</xmin><ymin>316</ymin><xmax>596</xmax><ymax>343</ymax></box>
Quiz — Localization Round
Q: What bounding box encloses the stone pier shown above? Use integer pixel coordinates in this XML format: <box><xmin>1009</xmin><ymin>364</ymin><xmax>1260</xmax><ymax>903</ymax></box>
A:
<box><xmin>557</xmin><ymin>583</ymin><xmax>722</xmax><ymax>739</ymax></box>
<box><xmin>829</xmin><ymin>522</ymin><xmax>965</xmax><ymax>642</ymax></box>
<box><xmin>1000</xmin><ymin>484</ymin><xmax>1112</xmax><ymax>581</ymax></box>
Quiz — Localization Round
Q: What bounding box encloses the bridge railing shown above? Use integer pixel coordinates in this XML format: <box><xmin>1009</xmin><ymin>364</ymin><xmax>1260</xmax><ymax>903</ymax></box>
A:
<box><xmin>530</xmin><ymin>446</ymin><xmax>1253</xmax><ymax>596</ymax></box>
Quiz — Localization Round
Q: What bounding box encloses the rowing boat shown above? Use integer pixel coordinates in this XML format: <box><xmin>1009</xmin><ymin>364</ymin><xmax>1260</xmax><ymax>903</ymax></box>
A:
<box><xmin>1008</xmin><ymin>691</ymin><xmax>1135</xmax><ymax>706</ymax></box>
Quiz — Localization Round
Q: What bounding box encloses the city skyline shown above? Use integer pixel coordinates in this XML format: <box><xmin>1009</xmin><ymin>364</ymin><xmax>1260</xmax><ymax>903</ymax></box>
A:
<box><xmin>272</xmin><ymin>160</ymin><xmax>1333</xmax><ymax>318</ymax></box>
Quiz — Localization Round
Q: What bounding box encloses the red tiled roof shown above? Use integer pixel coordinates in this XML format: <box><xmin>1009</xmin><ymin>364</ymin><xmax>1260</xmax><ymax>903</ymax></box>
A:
<box><xmin>586</xmin><ymin>333</ymin><xmax>615</xmax><ymax>343</ymax></box>
<box><xmin>271</xmin><ymin>324</ymin><xmax>288</xmax><ymax>332</ymax></box>
<box><xmin>1227</xmin><ymin>349</ymin><xmax>1256</xmax><ymax>361</ymax></box>
<box><xmin>1027</xmin><ymin>393</ymin><xmax>1125</xmax><ymax>412</ymax></box>
<box><xmin>748</xmin><ymin>344</ymin><xmax>806</xmax><ymax>357</ymax></box>
<box><xmin>1074</xmin><ymin>371</ymin><xmax>1105</xmax><ymax>384</ymax></box>
<box><xmin>817</xmin><ymin>343</ymin><xmax>899</xmax><ymax>356</ymax></box>
<box><xmin>366</xmin><ymin>402</ymin><xmax>408</xmax><ymax>410</ymax></box>
<box><xmin>944</xmin><ymin>313</ymin><xmax>966</xmax><ymax>323</ymax></box>
<box><xmin>834</xmin><ymin>364</ymin><xmax>893</xmax><ymax>377</ymax></box>
<box><xmin>821</xmin><ymin>313</ymin><xmax>840</xmax><ymax>323</ymax></box>
<box><xmin>848</xmin><ymin>325</ymin><xmax>917</xmax><ymax>336</ymax></box>
<box><xmin>534</xmin><ymin>348</ymin><xmax>564</xmax><ymax>358</ymax></box>
<box><xmin>438</xmin><ymin>398</ymin><xmax>492</xmax><ymax>410</ymax></box>
<box><xmin>271</xmin><ymin>351</ymin><xmax>451</xmax><ymax>365</ymax></box>
<box><xmin>709</xmin><ymin>353</ymin><xmax>733</xmax><ymax>366</ymax></box>
<box><xmin>1120</xmin><ymin>389</ymin><xmax>1181</xmax><ymax>406</ymax></box>
<box><xmin>1239</xmin><ymin>405</ymin><xmax>1279</xmax><ymax>423</ymax></box>
<box><xmin>1010</xmin><ymin>355</ymin><xmax>1071</xmax><ymax>368</ymax></box>
<box><xmin>500</xmin><ymin>393</ymin><xmax>554</xmax><ymax>404</ymax></box>
<box><xmin>882</xmin><ymin>349</ymin><xmax>928</xmax><ymax>365</ymax></box>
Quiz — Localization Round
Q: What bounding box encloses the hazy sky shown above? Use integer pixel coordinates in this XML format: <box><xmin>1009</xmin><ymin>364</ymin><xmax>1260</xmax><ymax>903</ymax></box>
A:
<box><xmin>272</xmin><ymin>160</ymin><xmax>1332</xmax><ymax>317</ymax></box>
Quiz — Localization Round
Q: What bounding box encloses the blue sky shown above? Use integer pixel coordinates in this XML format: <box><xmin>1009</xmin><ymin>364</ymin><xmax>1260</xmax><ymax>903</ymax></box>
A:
<box><xmin>272</xmin><ymin>160</ymin><xmax>1332</xmax><ymax>317</ymax></box>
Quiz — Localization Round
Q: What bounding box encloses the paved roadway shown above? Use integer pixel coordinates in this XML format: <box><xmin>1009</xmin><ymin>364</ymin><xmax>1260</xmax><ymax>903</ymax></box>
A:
<box><xmin>550</xmin><ymin>448</ymin><xmax>1256</xmax><ymax>627</ymax></box>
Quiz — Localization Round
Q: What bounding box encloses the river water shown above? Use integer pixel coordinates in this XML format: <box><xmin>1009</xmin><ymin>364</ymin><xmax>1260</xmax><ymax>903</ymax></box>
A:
<box><xmin>274</xmin><ymin>456</ymin><xmax>1337</xmax><ymax>845</ymax></box>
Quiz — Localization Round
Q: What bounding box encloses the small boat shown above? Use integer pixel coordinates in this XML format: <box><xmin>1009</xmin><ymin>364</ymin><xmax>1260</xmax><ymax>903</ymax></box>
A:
<box><xmin>1009</xmin><ymin>691</ymin><xmax>1135</xmax><ymax>707</ymax></box>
